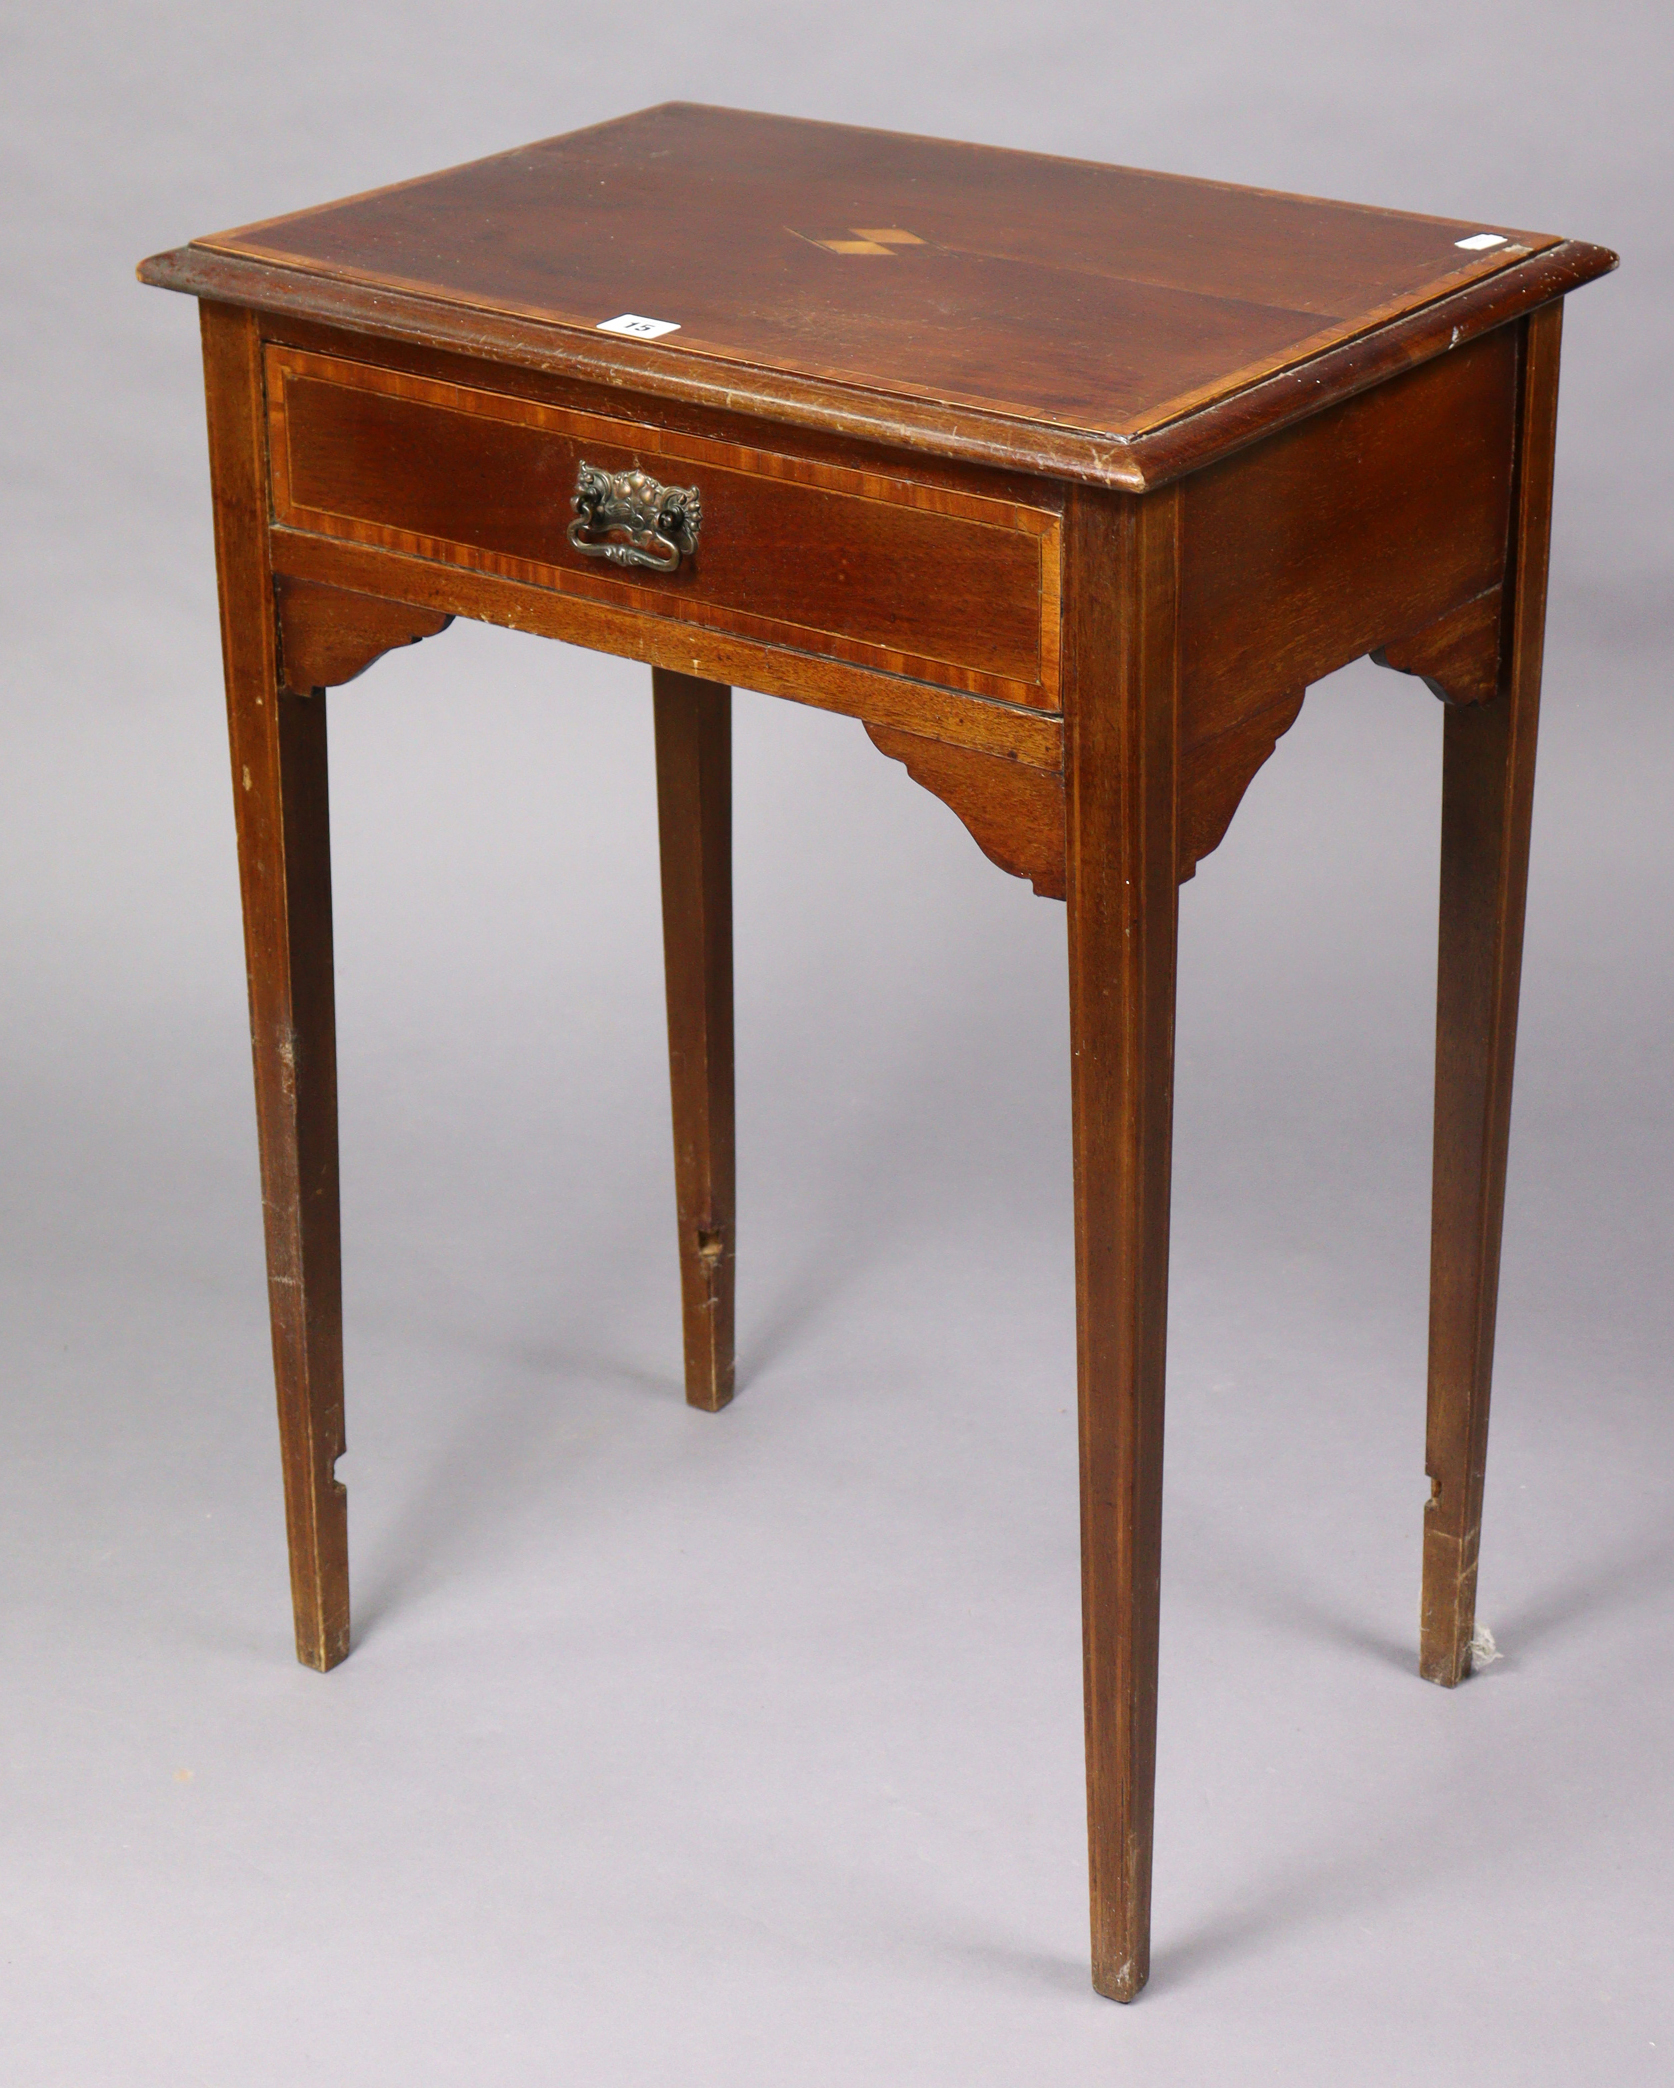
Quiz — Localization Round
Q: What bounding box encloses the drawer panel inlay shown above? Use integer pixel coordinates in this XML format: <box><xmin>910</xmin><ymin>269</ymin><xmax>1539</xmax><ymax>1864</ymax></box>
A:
<box><xmin>266</xmin><ymin>348</ymin><xmax>1061</xmax><ymax>709</ymax></box>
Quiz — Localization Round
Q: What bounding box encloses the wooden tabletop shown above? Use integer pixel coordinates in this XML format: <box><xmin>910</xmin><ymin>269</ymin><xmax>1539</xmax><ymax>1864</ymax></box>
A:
<box><xmin>141</xmin><ymin>104</ymin><xmax>1614</xmax><ymax>488</ymax></box>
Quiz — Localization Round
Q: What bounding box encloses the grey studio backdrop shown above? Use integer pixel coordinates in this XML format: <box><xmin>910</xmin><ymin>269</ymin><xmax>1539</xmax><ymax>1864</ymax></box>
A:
<box><xmin>2</xmin><ymin>4</ymin><xmax>1669</xmax><ymax>2083</ymax></box>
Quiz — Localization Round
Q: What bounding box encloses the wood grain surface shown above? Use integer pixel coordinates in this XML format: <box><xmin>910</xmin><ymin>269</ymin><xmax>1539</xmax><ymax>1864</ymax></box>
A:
<box><xmin>864</xmin><ymin>724</ymin><xmax>1066</xmax><ymax>895</ymax></box>
<box><xmin>201</xmin><ymin>303</ymin><xmax>351</xmax><ymax>1673</ymax></box>
<box><xmin>1064</xmin><ymin>483</ymin><xmax>1183</xmax><ymax>2002</ymax></box>
<box><xmin>274</xmin><ymin>573</ymin><xmax>452</xmax><ymax>694</ymax></box>
<box><xmin>266</xmin><ymin>526</ymin><xmax>1065</xmax><ymax>768</ymax></box>
<box><xmin>268</xmin><ymin>345</ymin><xmax>1060</xmax><ymax>708</ymax></box>
<box><xmin>1420</xmin><ymin>305</ymin><xmax>1563</xmax><ymax>1686</ymax></box>
<box><xmin>653</xmin><ymin>671</ymin><xmax>737</xmax><ymax>1413</ymax></box>
<box><xmin>1373</xmin><ymin>588</ymin><xmax>1504</xmax><ymax>707</ymax></box>
<box><xmin>139</xmin><ymin>105</ymin><xmax>1616</xmax><ymax>490</ymax></box>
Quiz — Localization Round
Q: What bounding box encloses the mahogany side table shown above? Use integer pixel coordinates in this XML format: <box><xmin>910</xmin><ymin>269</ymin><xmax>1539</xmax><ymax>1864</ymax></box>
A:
<box><xmin>139</xmin><ymin>105</ymin><xmax>1615</xmax><ymax>2001</ymax></box>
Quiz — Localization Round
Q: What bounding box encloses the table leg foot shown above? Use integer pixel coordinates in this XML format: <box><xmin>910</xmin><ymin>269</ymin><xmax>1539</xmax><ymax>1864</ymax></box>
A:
<box><xmin>1419</xmin><ymin>1519</ymin><xmax>1481</xmax><ymax>1686</ymax></box>
<box><xmin>1093</xmin><ymin>1957</ymin><xmax>1149</xmax><ymax>2004</ymax></box>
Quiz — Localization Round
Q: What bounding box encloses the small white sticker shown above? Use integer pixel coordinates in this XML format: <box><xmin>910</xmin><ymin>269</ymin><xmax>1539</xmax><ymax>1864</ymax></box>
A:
<box><xmin>1455</xmin><ymin>232</ymin><xmax>1507</xmax><ymax>251</ymax></box>
<box><xmin>597</xmin><ymin>313</ymin><xmax>681</xmax><ymax>339</ymax></box>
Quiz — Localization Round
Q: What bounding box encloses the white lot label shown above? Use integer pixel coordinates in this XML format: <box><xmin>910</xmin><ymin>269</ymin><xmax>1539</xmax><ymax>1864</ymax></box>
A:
<box><xmin>1455</xmin><ymin>232</ymin><xmax>1507</xmax><ymax>251</ymax></box>
<box><xmin>596</xmin><ymin>313</ymin><xmax>681</xmax><ymax>339</ymax></box>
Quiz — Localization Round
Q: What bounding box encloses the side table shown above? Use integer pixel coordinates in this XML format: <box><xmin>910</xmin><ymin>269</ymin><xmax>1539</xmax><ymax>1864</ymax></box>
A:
<box><xmin>139</xmin><ymin>104</ymin><xmax>1615</xmax><ymax>2000</ymax></box>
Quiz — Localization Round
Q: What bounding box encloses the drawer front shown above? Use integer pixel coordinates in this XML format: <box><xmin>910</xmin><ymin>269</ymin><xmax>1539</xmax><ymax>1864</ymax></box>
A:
<box><xmin>266</xmin><ymin>348</ymin><xmax>1061</xmax><ymax>710</ymax></box>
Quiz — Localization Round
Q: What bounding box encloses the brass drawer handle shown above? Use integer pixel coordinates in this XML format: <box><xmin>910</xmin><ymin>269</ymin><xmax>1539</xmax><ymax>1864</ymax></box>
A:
<box><xmin>568</xmin><ymin>462</ymin><xmax>702</xmax><ymax>572</ymax></box>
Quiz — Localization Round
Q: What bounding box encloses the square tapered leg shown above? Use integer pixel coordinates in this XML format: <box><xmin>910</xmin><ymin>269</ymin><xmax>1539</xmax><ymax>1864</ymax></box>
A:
<box><xmin>653</xmin><ymin>668</ymin><xmax>737</xmax><ymax>1412</ymax></box>
<box><xmin>203</xmin><ymin>302</ymin><xmax>350</xmax><ymax>1671</ymax></box>
<box><xmin>1421</xmin><ymin>304</ymin><xmax>1563</xmax><ymax>1685</ymax></box>
<box><xmin>1064</xmin><ymin>484</ymin><xmax>1183</xmax><ymax>2001</ymax></box>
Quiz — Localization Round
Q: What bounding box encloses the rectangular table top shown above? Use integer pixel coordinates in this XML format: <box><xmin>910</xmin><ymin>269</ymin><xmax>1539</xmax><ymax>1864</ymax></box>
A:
<box><xmin>141</xmin><ymin>104</ymin><xmax>1614</xmax><ymax>488</ymax></box>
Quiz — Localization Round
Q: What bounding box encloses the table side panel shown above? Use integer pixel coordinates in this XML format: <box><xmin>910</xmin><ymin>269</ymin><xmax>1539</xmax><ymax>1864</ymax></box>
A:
<box><xmin>266</xmin><ymin>346</ymin><xmax>1061</xmax><ymax>710</ymax></box>
<box><xmin>1169</xmin><ymin>322</ymin><xmax>1520</xmax><ymax>877</ymax></box>
<box><xmin>1179</xmin><ymin>324</ymin><xmax>1519</xmax><ymax>746</ymax></box>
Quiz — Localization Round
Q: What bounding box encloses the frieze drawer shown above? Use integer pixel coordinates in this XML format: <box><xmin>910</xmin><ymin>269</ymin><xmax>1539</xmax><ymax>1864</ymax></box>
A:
<box><xmin>265</xmin><ymin>346</ymin><xmax>1062</xmax><ymax>711</ymax></box>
